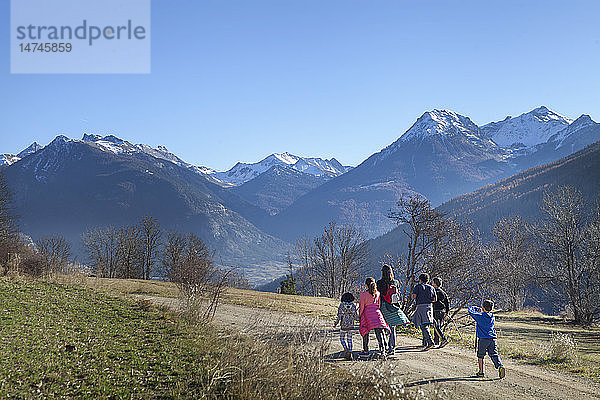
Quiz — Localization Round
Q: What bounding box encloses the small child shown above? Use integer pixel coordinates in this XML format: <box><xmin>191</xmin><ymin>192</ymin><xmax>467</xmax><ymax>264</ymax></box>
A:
<box><xmin>333</xmin><ymin>292</ymin><xmax>359</xmax><ymax>360</ymax></box>
<box><xmin>468</xmin><ymin>300</ymin><xmax>506</xmax><ymax>379</ymax></box>
<box><xmin>359</xmin><ymin>277</ymin><xmax>390</xmax><ymax>358</ymax></box>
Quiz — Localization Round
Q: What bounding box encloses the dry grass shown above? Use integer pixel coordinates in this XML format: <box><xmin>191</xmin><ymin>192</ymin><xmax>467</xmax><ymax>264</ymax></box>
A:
<box><xmin>538</xmin><ymin>333</ymin><xmax>578</xmax><ymax>363</ymax></box>
<box><xmin>221</xmin><ymin>287</ymin><xmax>339</xmax><ymax>318</ymax></box>
<box><xmin>181</xmin><ymin>303</ymin><xmax>430</xmax><ymax>400</ymax></box>
<box><xmin>443</xmin><ymin>308</ymin><xmax>600</xmax><ymax>382</ymax></box>
<box><xmin>50</xmin><ymin>275</ymin><xmax>600</xmax><ymax>383</ymax></box>
<box><xmin>4</xmin><ymin>275</ymin><xmax>433</xmax><ymax>400</ymax></box>
<box><xmin>51</xmin><ymin>274</ymin><xmax>180</xmax><ymax>298</ymax></box>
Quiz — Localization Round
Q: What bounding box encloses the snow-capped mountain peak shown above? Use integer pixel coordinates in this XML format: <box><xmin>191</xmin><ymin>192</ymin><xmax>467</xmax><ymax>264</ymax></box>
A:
<box><xmin>272</xmin><ymin>152</ymin><xmax>300</xmax><ymax>165</ymax></box>
<box><xmin>17</xmin><ymin>142</ymin><xmax>43</xmax><ymax>159</ymax></box>
<box><xmin>0</xmin><ymin>154</ymin><xmax>20</xmax><ymax>166</ymax></box>
<box><xmin>400</xmin><ymin>109</ymin><xmax>480</xmax><ymax>142</ymax></box>
<box><xmin>546</xmin><ymin>114</ymin><xmax>599</xmax><ymax>149</ymax></box>
<box><xmin>568</xmin><ymin>114</ymin><xmax>595</xmax><ymax>129</ymax></box>
<box><xmin>481</xmin><ymin>106</ymin><xmax>572</xmax><ymax>148</ymax></box>
<box><xmin>213</xmin><ymin>153</ymin><xmax>352</xmax><ymax>185</ymax></box>
<box><xmin>82</xmin><ymin>133</ymin><xmax>102</xmax><ymax>142</ymax></box>
<box><xmin>80</xmin><ymin>134</ymin><xmax>220</xmax><ymax>179</ymax></box>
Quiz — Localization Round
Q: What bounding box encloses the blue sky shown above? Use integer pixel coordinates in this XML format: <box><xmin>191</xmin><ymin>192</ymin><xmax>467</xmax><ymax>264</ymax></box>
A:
<box><xmin>1</xmin><ymin>0</ymin><xmax>600</xmax><ymax>170</ymax></box>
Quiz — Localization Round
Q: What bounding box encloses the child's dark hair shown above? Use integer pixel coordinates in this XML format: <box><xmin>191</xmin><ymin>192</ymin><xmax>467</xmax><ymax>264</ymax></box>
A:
<box><xmin>419</xmin><ymin>273</ymin><xmax>429</xmax><ymax>283</ymax></box>
<box><xmin>482</xmin><ymin>300</ymin><xmax>494</xmax><ymax>312</ymax></box>
<box><xmin>432</xmin><ymin>277</ymin><xmax>442</xmax><ymax>287</ymax></box>
<box><xmin>365</xmin><ymin>277</ymin><xmax>377</xmax><ymax>296</ymax></box>
<box><xmin>382</xmin><ymin>264</ymin><xmax>394</xmax><ymax>282</ymax></box>
<box><xmin>341</xmin><ymin>292</ymin><xmax>355</xmax><ymax>303</ymax></box>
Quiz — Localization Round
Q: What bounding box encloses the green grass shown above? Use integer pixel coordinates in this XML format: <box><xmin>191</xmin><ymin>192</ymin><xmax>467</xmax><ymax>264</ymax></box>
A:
<box><xmin>0</xmin><ymin>277</ymin><xmax>223</xmax><ymax>398</ymax></box>
<box><xmin>0</xmin><ymin>277</ymin><xmax>415</xmax><ymax>399</ymax></box>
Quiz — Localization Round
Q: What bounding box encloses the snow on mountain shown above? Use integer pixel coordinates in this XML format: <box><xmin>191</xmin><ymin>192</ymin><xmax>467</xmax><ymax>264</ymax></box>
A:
<box><xmin>481</xmin><ymin>106</ymin><xmax>572</xmax><ymax>148</ymax></box>
<box><xmin>79</xmin><ymin>133</ymin><xmax>222</xmax><ymax>183</ymax></box>
<box><xmin>16</xmin><ymin>142</ymin><xmax>43</xmax><ymax>158</ymax></box>
<box><xmin>0</xmin><ymin>154</ymin><xmax>20</xmax><ymax>166</ymax></box>
<box><xmin>399</xmin><ymin>109</ymin><xmax>481</xmax><ymax>142</ymax></box>
<box><xmin>1</xmin><ymin>142</ymin><xmax>44</xmax><ymax>166</ymax></box>
<box><xmin>213</xmin><ymin>152</ymin><xmax>352</xmax><ymax>186</ymax></box>
<box><xmin>376</xmin><ymin>109</ymin><xmax>499</xmax><ymax>163</ymax></box>
<box><xmin>548</xmin><ymin>114</ymin><xmax>598</xmax><ymax>149</ymax></box>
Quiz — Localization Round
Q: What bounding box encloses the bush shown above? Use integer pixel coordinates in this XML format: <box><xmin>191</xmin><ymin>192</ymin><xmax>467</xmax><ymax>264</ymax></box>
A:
<box><xmin>539</xmin><ymin>333</ymin><xmax>578</xmax><ymax>363</ymax></box>
<box><xmin>20</xmin><ymin>252</ymin><xmax>48</xmax><ymax>278</ymax></box>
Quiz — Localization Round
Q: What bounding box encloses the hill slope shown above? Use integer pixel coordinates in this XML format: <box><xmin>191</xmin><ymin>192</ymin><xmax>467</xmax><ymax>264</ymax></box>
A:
<box><xmin>232</xmin><ymin>165</ymin><xmax>328</xmax><ymax>215</ymax></box>
<box><xmin>369</xmin><ymin>140</ymin><xmax>600</xmax><ymax>262</ymax></box>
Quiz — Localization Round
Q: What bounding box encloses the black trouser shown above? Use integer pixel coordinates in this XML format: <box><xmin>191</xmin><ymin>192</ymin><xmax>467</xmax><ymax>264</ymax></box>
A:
<box><xmin>433</xmin><ymin>310</ymin><xmax>447</xmax><ymax>345</ymax></box>
<box><xmin>363</xmin><ymin>328</ymin><xmax>387</xmax><ymax>352</ymax></box>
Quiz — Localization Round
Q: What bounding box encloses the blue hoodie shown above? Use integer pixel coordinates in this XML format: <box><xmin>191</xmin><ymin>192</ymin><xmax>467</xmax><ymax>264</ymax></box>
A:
<box><xmin>468</xmin><ymin>306</ymin><xmax>497</xmax><ymax>339</ymax></box>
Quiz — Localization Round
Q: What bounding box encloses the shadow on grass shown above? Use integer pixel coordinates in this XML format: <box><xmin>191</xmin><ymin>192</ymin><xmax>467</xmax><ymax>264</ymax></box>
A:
<box><xmin>404</xmin><ymin>375</ymin><xmax>501</xmax><ymax>387</ymax></box>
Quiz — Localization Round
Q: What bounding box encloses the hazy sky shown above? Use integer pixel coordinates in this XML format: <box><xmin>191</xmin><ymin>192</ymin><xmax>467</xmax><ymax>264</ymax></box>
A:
<box><xmin>2</xmin><ymin>0</ymin><xmax>600</xmax><ymax>170</ymax></box>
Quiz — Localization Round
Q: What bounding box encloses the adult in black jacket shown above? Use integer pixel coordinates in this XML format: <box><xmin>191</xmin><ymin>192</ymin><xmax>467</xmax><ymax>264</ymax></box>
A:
<box><xmin>432</xmin><ymin>277</ymin><xmax>450</xmax><ymax>348</ymax></box>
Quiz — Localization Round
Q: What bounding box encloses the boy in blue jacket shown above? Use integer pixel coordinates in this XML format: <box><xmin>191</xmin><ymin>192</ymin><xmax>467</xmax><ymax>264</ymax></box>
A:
<box><xmin>468</xmin><ymin>300</ymin><xmax>506</xmax><ymax>379</ymax></box>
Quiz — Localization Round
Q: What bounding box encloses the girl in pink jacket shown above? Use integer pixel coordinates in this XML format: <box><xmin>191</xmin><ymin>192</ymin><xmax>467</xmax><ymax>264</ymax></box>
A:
<box><xmin>358</xmin><ymin>277</ymin><xmax>390</xmax><ymax>357</ymax></box>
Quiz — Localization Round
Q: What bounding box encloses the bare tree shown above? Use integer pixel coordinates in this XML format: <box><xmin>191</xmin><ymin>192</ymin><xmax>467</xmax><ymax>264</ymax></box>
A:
<box><xmin>580</xmin><ymin>200</ymin><xmax>600</xmax><ymax>322</ymax></box>
<box><xmin>486</xmin><ymin>216</ymin><xmax>536</xmax><ymax>311</ymax></box>
<box><xmin>169</xmin><ymin>233</ymin><xmax>215</xmax><ymax>292</ymax></box>
<box><xmin>295</xmin><ymin>222</ymin><xmax>369</xmax><ymax>298</ymax></box>
<box><xmin>534</xmin><ymin>186</ymin><xmax>598</xmax><ymax>324</ymax></box>
<box><xmin>115</xmin><ymin>225</ymin><xmax>142</xmax><ymax>279</ymax></box>
<box><xmin>387</xmin><ymin>196</ymin><xmax>447</xmax><ymax>312</ymax></box>
<box><xmin>384</xmin><ymin>196</ymin><xmax>493</xmax><ymax>325</ymax></box>
<box><xmin>294</xmin><ymin>235</ymin><xmax>316</xmax><ymax>295</ymax></box>
<box><xmin>163</xmin><ymin>231</ymin><xmax>186</xmax><ymax>281</ymax></box>
<box><xmin>139</xmin><ymin>216</ymin><xmax>161</xmax><ymax>280</ymax></box>
<box><xmin>168</xmin><ymin>233</ymin><xmax>230</xmax><ymax>321</ymax></box>
<box><xmin>425</xmin><ymin>220</ymin><xmax>488</xmax><ymax>320</ymax></box>
<box><xmin>36</xmin><ymin>234</ymin><xmax>71</xmax><ymax>274</ymax></box>
<box><xmin>0</xmin><ymin>172</ymin><xmax>20</xmax><ymax>274</ymax></box>
<box><xmin>82</xmin><ymin>226</ymin><xmax>118</xmax><ymax>277</ymax></box>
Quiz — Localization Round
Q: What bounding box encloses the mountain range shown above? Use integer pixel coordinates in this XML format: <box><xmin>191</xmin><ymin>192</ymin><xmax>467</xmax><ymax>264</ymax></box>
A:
<box><xmin>212</xmin><ymin>152</ymin><xmax>351</xmax><ymax>186</ymax></box>
<box><xmin>1</xmin><ymin>135</ymin><xmax>291</xmax><ymax>283</ymax></box>
<box><xmin>368</xmin><ymin>139</ymin><xmax>600</xmax><ymax>272</ymax></box>
<box><xmin>2</xmin><ymin>105</ymin><xmax>599</xmax><ymax>283</ymax></box>
<box><xmin>265</xmin><ymin>107</ymin><xmax>600</xmax><ymax>240</ymax></box>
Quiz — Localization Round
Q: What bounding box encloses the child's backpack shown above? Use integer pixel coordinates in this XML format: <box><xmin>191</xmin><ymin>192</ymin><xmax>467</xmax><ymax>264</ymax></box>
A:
<box><xmin>382</xmin><ymin>281</ymin><xmax>400</xmax><ymax>304</ymax></box>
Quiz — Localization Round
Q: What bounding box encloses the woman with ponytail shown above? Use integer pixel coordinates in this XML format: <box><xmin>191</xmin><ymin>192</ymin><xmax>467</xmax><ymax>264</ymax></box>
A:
<box><xmin>358</xmin><ymin>277</ymin><xmax>390</xmax><ymax>358</ymax></box>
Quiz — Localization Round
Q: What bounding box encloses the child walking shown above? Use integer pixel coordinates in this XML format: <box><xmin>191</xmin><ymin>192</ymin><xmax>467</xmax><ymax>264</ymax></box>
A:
<box><xmin>333</xmin><ymin>292</ymin><xmax>359</xmax><ymax>360</ymax></box>
<box><xmin>468</xmin><ymin>300</ymin><xmax>506</xmax><ymax>379</ymax></box>
<box><xmin>377</xmin><ymin>264</ymin><xmax>410</xmax><ymax>354</ymax></box>
<box><xmin>359</xmin><ymin>277</ymin><xmax>390</xmax><ymax>359</ymax></box>
<box><xmin>432</xmin><ymin>277</ymin><xmax>450</xmax><ymax>348</ymax></box>
<box><xmin>411</xmin><ymin>273</ymin><xmax>436</xmax><ymax>350</ymax></box>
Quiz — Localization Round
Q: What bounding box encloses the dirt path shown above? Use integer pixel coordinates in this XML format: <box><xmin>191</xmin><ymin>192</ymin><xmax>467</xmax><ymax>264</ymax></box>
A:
<box><xmin>141</xmin><ymin>296</ymin><xmax>600</xmax><ymax>400</ymax></box>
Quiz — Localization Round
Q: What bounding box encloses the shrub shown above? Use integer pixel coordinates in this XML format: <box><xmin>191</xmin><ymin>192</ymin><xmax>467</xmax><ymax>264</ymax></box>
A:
<box><xmin>20</xmin><ymin>252</ymin><xmax>48</xmax><ymax>277</ymax></box>
<box><xmin>539</xmin><ymin>333</ymin><xmax>578</xmax><ymax>363</ymax></box>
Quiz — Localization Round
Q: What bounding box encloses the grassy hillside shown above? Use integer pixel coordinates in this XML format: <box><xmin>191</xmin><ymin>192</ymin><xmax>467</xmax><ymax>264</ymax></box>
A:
<box><xmin>0</xmin><ymin>277</ymin><xmax>397</xmax><ymax>399</ymax></box>
<box><xmin>0</xmin><ymin>278</ymin><xmax>214</xmax><ymax>398</ymax></box>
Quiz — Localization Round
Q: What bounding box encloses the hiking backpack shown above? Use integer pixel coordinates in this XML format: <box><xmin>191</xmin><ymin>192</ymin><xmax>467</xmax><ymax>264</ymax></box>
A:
<box><xmin>383</xmin><ymin>281</ymin><xmax>400</xmax><ymax>304</ymax></box>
